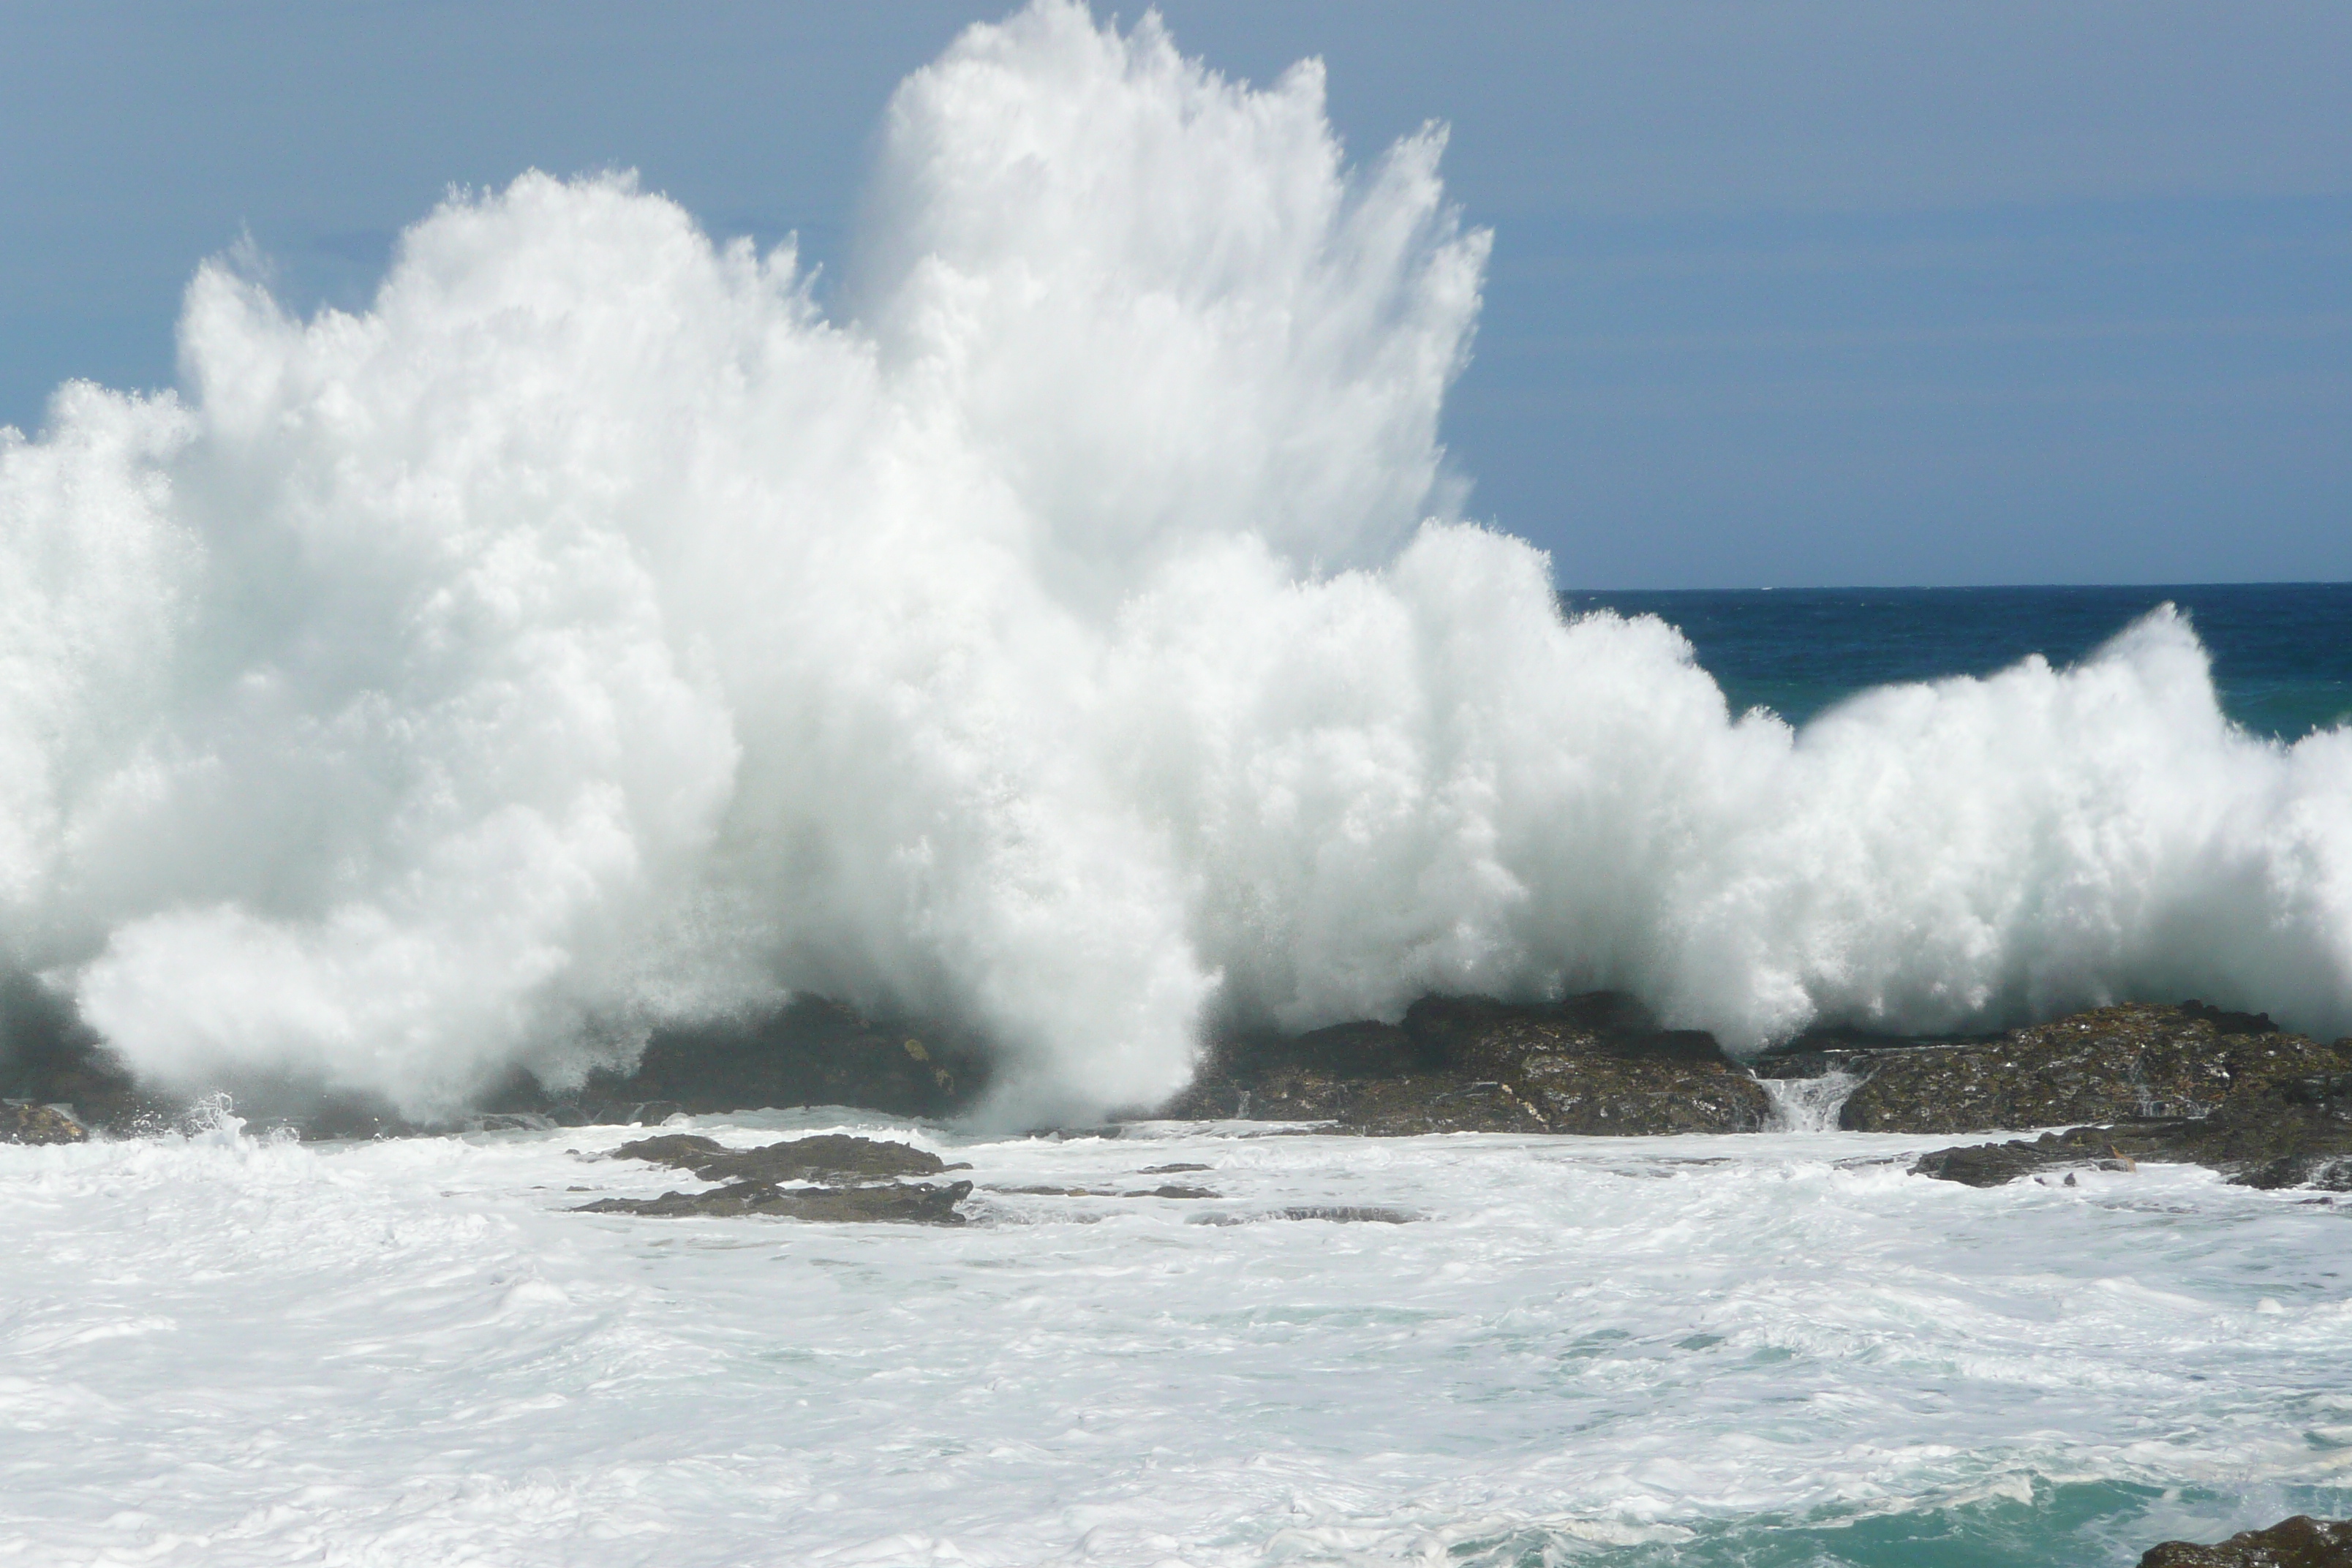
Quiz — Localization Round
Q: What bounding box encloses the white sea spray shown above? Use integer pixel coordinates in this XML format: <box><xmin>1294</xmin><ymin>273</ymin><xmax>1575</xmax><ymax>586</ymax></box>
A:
<box><xmin>1</xmin><ymin>0</ymin><xmax>2348</xmax><ymax>1123</ymax></box>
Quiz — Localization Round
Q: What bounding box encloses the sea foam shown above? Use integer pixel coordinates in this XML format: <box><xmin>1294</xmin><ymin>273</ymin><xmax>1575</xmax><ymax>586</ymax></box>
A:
<box><xmin>1</xmin><ymin>0</ymin><xmax>2347</xmax><ymax>1123</ymax></box>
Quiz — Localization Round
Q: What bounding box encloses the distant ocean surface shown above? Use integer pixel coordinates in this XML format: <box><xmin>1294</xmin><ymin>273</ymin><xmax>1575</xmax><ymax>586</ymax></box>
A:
<box><xmin>1561</xmin><ymin>584</ymin><xmax>2352</xmax><ymax>740</ymax></box>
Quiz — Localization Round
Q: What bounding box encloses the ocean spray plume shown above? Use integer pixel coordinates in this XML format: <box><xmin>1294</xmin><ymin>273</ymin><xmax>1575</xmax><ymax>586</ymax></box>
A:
<box><xmin>0</xmin><ymin>0</ymin><xmax>1482</xmax><ymax>1122</ymax></box>
<box><xmin>2</xmin><ymin>1</ymin><xmax>2348</xmax><ymax>1125</ymax></box>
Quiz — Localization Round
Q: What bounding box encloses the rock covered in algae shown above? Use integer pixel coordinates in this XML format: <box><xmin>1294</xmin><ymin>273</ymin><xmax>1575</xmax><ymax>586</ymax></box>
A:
<box><xmin>1840</xmin><ymin>1002</ymin><xmax>2348</xmax><ymax>1134</ymax></box>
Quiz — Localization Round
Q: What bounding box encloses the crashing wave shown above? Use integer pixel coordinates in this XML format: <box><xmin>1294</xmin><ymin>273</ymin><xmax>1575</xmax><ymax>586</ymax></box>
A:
<box><xmin>2</xmin><ymin>1</ymin><xmax>2347</xmax><ymax>1123</ymax></box>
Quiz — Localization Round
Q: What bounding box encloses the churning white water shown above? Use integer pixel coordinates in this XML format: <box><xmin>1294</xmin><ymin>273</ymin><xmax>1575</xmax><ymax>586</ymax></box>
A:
<box><xmin>4</xmin><ymin>1115</ymin><xmax>2348</xmax><ymax>1567</ymax></box>
<box><xmin>1760</xmin><ymin>1071</ymin><xmax>1866</xmax><ymax>1133</ymax></box>
<box><xmin>3</xmin><ymin>0</ymin><xmax>2350</xmax><ymax>1125</ymax></box>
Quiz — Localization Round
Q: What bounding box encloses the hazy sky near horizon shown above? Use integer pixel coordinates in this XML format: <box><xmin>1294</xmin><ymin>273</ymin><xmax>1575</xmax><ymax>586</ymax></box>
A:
<box><xmin>4</xmin><ymin>1</ymin><xmax>2347</xmax><ymax>587</ymax></box>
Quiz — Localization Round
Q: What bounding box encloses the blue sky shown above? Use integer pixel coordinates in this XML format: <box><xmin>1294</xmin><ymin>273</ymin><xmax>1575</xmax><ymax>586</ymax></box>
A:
<box><xmin>4</xmin><ymin>1</ymin><xmax>2346</xmax><ymax>587</ymax></box>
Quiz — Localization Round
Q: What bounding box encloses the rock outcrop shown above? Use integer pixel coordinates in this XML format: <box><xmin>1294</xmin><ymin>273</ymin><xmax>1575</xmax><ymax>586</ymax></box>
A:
<box><xmin>1415</xmin><ymin>995</ymin><xmax>1772</xmax><ymax>1134</ymax></box>
<box><xmin>1163</xmin><ymin>993</ymin><xmax>1771</xmax><ymax>1136</ymax></box>
<box><xmin>576</xmin><ymin>1179</ymin><xmax>974</xmax><ymax>1224</ymax></box>
<box><xmin>613</xmin><ymin>1131</ymin><xmax>955</xmax><ymax>1183</ymax></box>
<box><xmin>1158</xmin><ymin>1015</ymin><xmax>1540</xmax><ymax>1133</ymax></box>
<box><xmin>1158</xmin><ymin>994</ymin><xmax>2352</xmax><ymax>1186</ymax></box>
<box><xmin>1912</xmin><ymin>1067</ymin><xmax>2352</xmax><ymax>1189</ymax></box>
<box><xmin>1</xmin><ymin>1100</ymin><xmax>88</xmax><ymax>1145</ymax></box>
<box><xmin>2140</xmin><ymin>1515</ymin><xmax>2352</xmax><ymax>1567</ymax></box>
<box><xmin>577</xmin><ymin>1132</ymin><xmax>973</xmax><ymax>1224</ymax></box>
<box><xmin>1840</xmin><ymin>1002</ymin><xmax>2345</xmax><ymax>1134</ymax></box>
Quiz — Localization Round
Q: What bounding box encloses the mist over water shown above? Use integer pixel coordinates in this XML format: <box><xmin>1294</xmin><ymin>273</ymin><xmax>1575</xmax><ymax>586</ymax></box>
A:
<box><xmin>2</xmin><ymin>0</ymin><xmax>2348</xmax><ymax>1124</ymax></box>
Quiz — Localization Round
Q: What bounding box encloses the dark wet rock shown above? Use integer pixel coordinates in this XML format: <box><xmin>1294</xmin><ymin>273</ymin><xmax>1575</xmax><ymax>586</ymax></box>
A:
<box><xmin>1911</xmin><ymin>1126</ymin><xmax>2152</xmax><ymax>1187</ymax></box>
<box><xmin>0</xmin><ymin>973</ymin><xmax>171</xmax><ymax>1132</ymax></box>
<box><xmin>1158</xmin><ymin>1018</ymin><xmax>1471</xmax><ymax>1127</ymax></box>
<box><xmin>1163</xmin><ymin>994</ymin><xmax>2352</xmax><ymax>1158</ymax></box>
<box><xmin>564</xmin><ymin>996</ymin><xmax>988</xmax><ymax>1122</ymax></box>
<box><xmin>1912</xmin><ymin>1070</ymin><xmax>2352</xmax><ymax>1189</ymax></box>
<box><xmin>1749</xmin><ymin>1047</ymin><xmax>1873</xmax><ymax>1082</ymax></box>
<box><xmin>1164</xmin><ymin>994</ymin><xmax>1769</xmax><ymax>1136</ymax></box>
<box><xmin>1122</xmin><ymin>1184</ymin><xmax>1216</xmax><ymax>1199</ymax></box>
<box><xmin>1139</xmin><ymin>1162</ymin><xmax>1211</xmax><ymax>1173</ymax></box>
<box><xmin>614</xmin><ymin>1132</ymin><xmax>951</xmax><ymax>1183</ymax></box>
<box><xmin>576</xmin><ymin>1178</ymin><xmax>973</xmax><ymax>1224</ymax></box>
<box><xmin>1414</xmin><ymin>995</ymin><xmax>1771</xmax><ymax>1135</ymax></box>
<box><xmin>2234</xmin><ymin>1150</ymin><xmax>2352</xmax><ymax>1191</ymax></box>
<box><xmin>1897</xmin><ymin>1003</ymin><xmax>2352</xmax><ymax>1191</ymax></box>
<box><xmin>612</xmin><ymin>1132</ymin><xmax>726</xmax><ymax>1165</ymax></box>
<box><xmin>1748</xmin><ymin>1022</ymin><xmax>1972</xmax><ymax>1088</ymax></box>
<box><xmin>2177</xmin><ymin>999</ymin><xmax>2285</xmax><ymax>1036</ymax></box>
<box><xmin>1</xmin><ymin>1099</ymin><xmax>88</xmax><ymax>1145</ymax></box>
<box><xmin>1840</xmin><ymin>1003</ymin><xmax>2352</xmax><ymax>1134</ymax></box>
<box><xmin>2139</xmin><ymin>1515</ymin><xmax>2352</xmax><ymax>1567</ymax></box>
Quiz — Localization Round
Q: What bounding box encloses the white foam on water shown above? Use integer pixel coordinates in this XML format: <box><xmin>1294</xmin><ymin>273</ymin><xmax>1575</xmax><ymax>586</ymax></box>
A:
<box><xmin>2</xmin><ymin>0</ymin><xmax>2349</xmax><ymax>1123</ymax></box>
<box><xmin>3</xmin><ymin>1121</ymin><xmax>2346</xmax><ymax>1564</ymax></box>
<box><xmin>1760</xmin><ymin>1070</ymin><xmax>1866</xmax><ymax>1133</ymax></box>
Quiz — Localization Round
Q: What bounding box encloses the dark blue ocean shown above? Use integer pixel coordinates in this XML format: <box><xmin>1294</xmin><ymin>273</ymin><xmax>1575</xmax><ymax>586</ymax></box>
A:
<box><xmin>1561</xmin><ymin>583</ymin><xmax>2351</xmax><ymax>741</ymax></box>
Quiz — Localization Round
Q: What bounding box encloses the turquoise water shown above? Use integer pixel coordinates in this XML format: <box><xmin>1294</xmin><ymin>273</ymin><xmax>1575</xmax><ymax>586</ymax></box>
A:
<box><xmin>1561</xmin><ymin>584</ymin><xmax>2351</xmax><ymax>741</ymax></box>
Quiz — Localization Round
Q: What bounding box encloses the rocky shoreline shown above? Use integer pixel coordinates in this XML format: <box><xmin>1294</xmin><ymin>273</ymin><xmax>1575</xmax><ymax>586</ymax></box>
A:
<box><xmin>7</xmin><ymin>985</ymin><xmax>2351</xmax><ymax>1192</ymax></box>
<box><xmin>1162</xmin><ymin>993</ymin><xmax>2352</xmax><ymax>1191</ymax></box>
<box><xmin>2139</xmin><ymin>1515</ymin><xmax>2352</xmax><ymax>1567</ymax></box>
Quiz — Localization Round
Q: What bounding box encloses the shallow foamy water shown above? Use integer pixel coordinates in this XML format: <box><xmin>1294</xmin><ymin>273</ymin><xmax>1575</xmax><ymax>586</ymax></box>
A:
<box><xmin>5</xmin><ymin>1114</ymin><xmax>2348</xmax><ymax>1566</ymax></box>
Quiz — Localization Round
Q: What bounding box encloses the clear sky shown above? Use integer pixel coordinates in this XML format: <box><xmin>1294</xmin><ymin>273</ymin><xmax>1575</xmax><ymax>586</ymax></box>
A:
<box><xmin>4</xmin><ymin>1</ymin><xmax>2346</xmax><ymax>587</ymax></box>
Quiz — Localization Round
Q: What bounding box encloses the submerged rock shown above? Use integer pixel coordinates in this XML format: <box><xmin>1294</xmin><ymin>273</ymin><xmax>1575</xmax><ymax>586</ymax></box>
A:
<box><xmin>576</xmin><ymin>1179</ymin><xmax>973</xmax><ymax>1224</ymax></box>
<box><xmin>1</xmin><ymin>1100</ymin><xmax>88</xmax><ymax>1145</ymax></box>
<box><xmin>988</xmin><ymin>1183</ymin><xmax>1220</xmax><ymax>1198</ymax></box>
<box><xmin>1840</xmin><ymin>1003</ymin><xmax>2347</xmax><ymax>1134</ymax></box>
<box><xmin>2139</xmin><ymin>1515</ymin><xmax>2352</xmax><ymax>1567</ymax></box>
<box><xmin>1161</xmin><ymin>993</ymin><xmax>1770</xmax><ymax>1136</ymax></box>
<box><xmin>1188</xmin><ymin>1205</ymin><xmax>1423</xmax><ymax>1225</ymax></box>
